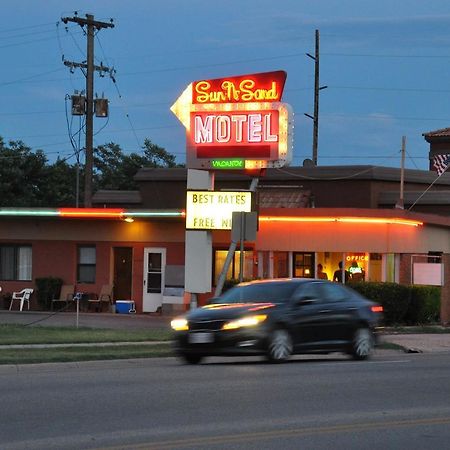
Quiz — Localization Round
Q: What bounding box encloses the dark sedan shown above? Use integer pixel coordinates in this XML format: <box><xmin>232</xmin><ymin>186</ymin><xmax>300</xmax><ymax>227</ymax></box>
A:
<box><xmin>171</xmin><ymin>278</ymin><xmax>383</xmax><ymax>364</ymax></box>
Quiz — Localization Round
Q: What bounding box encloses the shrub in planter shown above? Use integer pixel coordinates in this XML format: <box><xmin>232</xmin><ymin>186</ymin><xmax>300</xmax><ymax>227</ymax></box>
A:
<box><xmin>404</xmin><ymin>285</ymin><xmax>440</xmax><ymax>325</ymax></box>
<box><xmin>35</xmin><ymin>277</ymin><xmax>63</xmax><ymax>310</ymax></box>
<box><xmin>348</xmin><ymin>281</ymin><xmax>411</xmax><ymax>325</ymax></box>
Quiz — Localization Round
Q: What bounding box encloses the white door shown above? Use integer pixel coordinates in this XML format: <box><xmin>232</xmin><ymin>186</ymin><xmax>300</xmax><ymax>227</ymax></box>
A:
<box><xmin>143</xmin><ymin>248</ymin><xmax>166</xmax><ymax>312</ymax></box>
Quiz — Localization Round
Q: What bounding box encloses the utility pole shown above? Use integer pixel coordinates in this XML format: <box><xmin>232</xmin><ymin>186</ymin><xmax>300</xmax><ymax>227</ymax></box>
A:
<box><xmin>62</xmin><ymin>13</ymin><xmax>115</xmax><ymax>207</ymax></box>
<box><xmin>305</xmin><ymin>29</ymin><xmax>327</xmax><ymax>166</ymax></box>
<box><xmin>396</xmin><ymin>136</ymin><xmax>406</xmax><ymax>209</ymax></box>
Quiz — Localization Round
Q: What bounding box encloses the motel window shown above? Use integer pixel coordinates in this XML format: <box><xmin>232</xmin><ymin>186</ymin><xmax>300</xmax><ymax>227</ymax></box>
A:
<box><xmin>293</xmin><ymin>252</ymin><xmax>314</xmax><ymax>278</ymax></box>
<box><xmin>77</xmin><ymin>246</ymin><xmax>96</xmax><ymax>283</ymax></box>
<box><xmin>0</xmin><ymin>245</ymin><xmax>32</xmax><ymax>281</ymax></box>
<box><xmin>214</xmin><ymin>250</ymin><xmax>254</xmax><ymax>285</ymax></box>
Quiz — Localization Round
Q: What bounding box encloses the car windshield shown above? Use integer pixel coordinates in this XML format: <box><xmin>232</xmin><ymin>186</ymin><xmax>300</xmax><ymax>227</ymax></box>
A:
<box><xmin>212</xmin><ymin>282</ymin><xmax>299</xmax><ymax>304</ymax></box>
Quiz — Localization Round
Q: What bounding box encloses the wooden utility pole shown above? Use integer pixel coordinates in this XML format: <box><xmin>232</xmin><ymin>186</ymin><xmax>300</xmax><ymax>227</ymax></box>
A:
<box><xmin>62</xmin><ymin>13</ymin><xmax>114</xmax><ymax>207</ymax></box>
<box><xmin>305</xmin><ymin>30</ymin><xmax>327</xmax><ymax>166</ymax></box>
<box><xmin>312</xmin><ymin>29</ymin><xmax>320</xmax><ymax>166</ymax></box>
<box><xmin>395</xmin><ymin>136</ymin><xmax>406</xmax><ymax>209</ymax></box>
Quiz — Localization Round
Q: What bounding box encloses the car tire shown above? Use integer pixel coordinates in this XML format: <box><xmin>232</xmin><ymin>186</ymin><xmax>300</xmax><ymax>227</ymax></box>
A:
<box><xmin>351</xmin><ymin>327</ymin><xmax>374</xmax><ymax>360</ymax></box>
<box><xmin>180</xmin><ymin>353</ymin><xmax>203</xmax><ymax>364</ymax></box>
<box><xmin>267</xmin><ymin>328</ymin><xmax>293</xmax><ymax>362</ymax></box>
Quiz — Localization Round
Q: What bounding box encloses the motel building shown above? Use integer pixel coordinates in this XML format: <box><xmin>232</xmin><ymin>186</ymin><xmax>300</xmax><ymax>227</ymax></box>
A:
<box><xmin>0</xmin><ymin>165</ymin><xmax>449</xmax><ymax>324</ymax></box>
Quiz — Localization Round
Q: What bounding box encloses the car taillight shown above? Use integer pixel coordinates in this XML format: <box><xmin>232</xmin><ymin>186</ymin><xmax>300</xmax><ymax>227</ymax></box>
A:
<box><xmin>371</xmin><ymin>305</ymin><xmax>383</xmax><ymax>313</ymax></box>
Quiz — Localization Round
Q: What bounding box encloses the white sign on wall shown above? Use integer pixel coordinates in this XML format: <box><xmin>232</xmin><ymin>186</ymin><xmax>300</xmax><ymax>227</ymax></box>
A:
<box><xmin>413</xmin><ymin>263</ymin><xmax>443</xmax><ymax>286</ymax></box>
<box><xmin>186</xmin><ymin>191</ymin><xmax>252</xmax><ymax>230</ymax></box>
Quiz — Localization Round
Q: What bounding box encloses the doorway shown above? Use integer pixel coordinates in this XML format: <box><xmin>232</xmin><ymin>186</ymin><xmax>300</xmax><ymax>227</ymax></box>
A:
<box><xmin>143</xmin><ymin>247</ymin><xmax>166</xmax><ymax>312</ymax></box>
<box><xmin>113</xmin><ymin>247</ymin><xmax>133</xmax><ymax>300</ymax></box>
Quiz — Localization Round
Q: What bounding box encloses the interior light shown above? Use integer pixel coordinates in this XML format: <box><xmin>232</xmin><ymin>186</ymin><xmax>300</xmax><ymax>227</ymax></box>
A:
<box><xmin>124</xmin><ymin>217</ymin><xmax>134</xmax><ymax>223</ymax></box>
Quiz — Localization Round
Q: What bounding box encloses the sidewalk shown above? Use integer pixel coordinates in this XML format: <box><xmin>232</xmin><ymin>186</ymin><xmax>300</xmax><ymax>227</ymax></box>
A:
<box><xmin>380</xmin><ymin>333</ymin><xmax>450</xmax><ymax>354</ymax></box>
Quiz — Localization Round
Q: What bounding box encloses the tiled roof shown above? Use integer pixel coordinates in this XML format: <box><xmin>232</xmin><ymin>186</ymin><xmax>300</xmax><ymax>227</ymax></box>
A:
<box><xmin>423</xmin><ymin>127</ymin><xmax>450</xmax><ymax>139</ymax></box>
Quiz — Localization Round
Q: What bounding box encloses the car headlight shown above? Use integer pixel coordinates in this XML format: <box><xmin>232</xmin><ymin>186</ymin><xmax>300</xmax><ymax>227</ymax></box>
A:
<box><xmin>171</xmin><ymin>317</ymin><xmax>189</xmax><ymax>331</ymax></box>
<box><xmin>222</xmin><ymin>314</ymin><xmax>267</xmax><ymax>331</ymax></box>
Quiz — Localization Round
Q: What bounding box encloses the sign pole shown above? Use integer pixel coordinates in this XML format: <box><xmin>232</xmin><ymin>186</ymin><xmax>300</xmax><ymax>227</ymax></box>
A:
<box><xmin>239</xmin><ymin>212</ymin><xmax>245</xmax><ymax>282</ymax></box>
<box><xmin>76</xmin><ymin>294</ymin><xmax>79</xmax><ymax>329</ymax></box>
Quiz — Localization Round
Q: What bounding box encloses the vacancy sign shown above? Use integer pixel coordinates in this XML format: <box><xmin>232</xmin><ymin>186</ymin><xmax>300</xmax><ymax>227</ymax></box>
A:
<box><xmin>186</xmin><ymin>191</ymin><xmax>252</xmax><ymax>230</ymax></box>
<box><xmin>171</xmin><ymin>71</ymin><xmax>294</xmax><ymax>170</ymax></box>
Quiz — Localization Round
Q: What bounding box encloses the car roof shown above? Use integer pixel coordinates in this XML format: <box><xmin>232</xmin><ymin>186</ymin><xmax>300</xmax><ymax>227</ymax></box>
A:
<box><xmin>238</xmin><ymin>278</ymin><xmax>321</xmax><ymax>286</ymax></box>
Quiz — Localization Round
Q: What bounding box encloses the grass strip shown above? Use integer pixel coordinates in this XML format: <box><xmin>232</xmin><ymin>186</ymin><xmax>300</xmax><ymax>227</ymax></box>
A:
<box><xmin>0</xmin><ymin>324</ymin><xmax>172</xmax><ymax>344</ymax></box>
<box><xmin>0</xmin><ymin>343</ymin><xmax>174</xmax><ymax>365</ymax></box>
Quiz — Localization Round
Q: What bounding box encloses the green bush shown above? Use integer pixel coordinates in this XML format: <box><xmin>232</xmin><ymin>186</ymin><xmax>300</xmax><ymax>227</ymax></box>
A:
<box><xmin>349</xmin><ymin>282</ymin><xmax>410</xmax><ymax>325</ymax></box>
<box><xmin>35</xmin><ymin>277</ymin><xmax>63</xmax><ymax>310</ymax></box>
<box><xmin>349</xmin><ymin>281</ymin><xmax>441</xmax><ymax>326</ymax></box>
<box><xmin>404</xmin><ymin>285</ymin><xmax>441</xmax><ymax>325</ymax></box>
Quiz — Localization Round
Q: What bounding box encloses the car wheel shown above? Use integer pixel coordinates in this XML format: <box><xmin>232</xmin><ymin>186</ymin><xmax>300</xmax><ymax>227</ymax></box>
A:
<box><xmin>267</xmin><ymin>328</ymin><xmax>293</xmax><ymax>362</ymax></box>
<box><xmin>180</xmin><ymin>353</ymin><xmax>203</xmax><ymax>364</ymax></box>
<box><xmin>351</xmin><ymin>327</ymin><xmax>374</xmax><ymax>360</ymax></box>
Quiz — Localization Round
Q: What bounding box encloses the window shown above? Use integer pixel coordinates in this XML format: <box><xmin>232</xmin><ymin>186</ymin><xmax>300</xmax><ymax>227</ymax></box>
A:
<box><xmin>0</xmin><ymin>245</ymin><xmax>32</xmax><ymax>281</ymax></box>
<box><xmin>319</xmin><ymin>282</ymin><xmax>349</xmax><ymax>302</ymax></box>
<box><xmin>293</xmin><ymin>252</ymin><xmax>314</xmax><ymax>278</ymax></box>
<box><xmin>77</xmin><ymin>246</ymin><xmax>96</xmax><ymax>283</ymax></box>
<box><xmin>215</xmin><ymin>281</ymin><xmax>298</xmax><ymax>304</ymax></box>
<box><xmin>295</xmin><ymin>282</ymin><xmax>322</xmax><ymax>301</ymax></box>
<box><xmin>214</xmin><ymin>249</ymin><xmax>254</xmax><ymax>285</ymax></box>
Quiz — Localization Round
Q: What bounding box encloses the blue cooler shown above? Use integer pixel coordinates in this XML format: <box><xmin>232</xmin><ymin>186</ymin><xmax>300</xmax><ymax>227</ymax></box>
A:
<box><xmin>115</xmin><ymin>300</ymin><xmax>136</xmax><ymax>314</ymax></box>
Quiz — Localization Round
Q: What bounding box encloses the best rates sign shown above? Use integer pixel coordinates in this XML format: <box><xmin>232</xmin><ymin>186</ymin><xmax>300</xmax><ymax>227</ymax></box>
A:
<box><xmin>171</xmin><ymin>71</ymin><xmax>294</xmax><ymax>170</ymax></box>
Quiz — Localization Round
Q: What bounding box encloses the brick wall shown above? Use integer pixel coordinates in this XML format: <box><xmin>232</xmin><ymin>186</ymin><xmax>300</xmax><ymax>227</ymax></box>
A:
<box><xmin>399</xmin><ymin>254</ymin><xmax>412</xmax><ymax>285</ymax></box>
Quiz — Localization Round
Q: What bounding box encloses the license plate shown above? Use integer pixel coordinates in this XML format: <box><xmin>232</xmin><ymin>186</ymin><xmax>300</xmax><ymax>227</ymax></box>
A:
<box><xmin>189</xmin><ymin>332</ymin><xmax>214</xmax><ymax>344</ymax></box>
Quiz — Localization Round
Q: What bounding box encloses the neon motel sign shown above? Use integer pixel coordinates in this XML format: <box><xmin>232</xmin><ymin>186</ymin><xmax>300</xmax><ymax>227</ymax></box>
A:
<box><xmin>171</xmin><ymin>71</ymin><xmax>294</xmax><ymax>170</ymax></box>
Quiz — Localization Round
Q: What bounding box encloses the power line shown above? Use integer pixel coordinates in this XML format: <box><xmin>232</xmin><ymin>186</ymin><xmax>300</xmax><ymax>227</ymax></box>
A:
<box><xmin>322</xmin><ymin>52</ymin><xmax>450</xmax><ymax>59</ymax></box>
<box><xmin>0</xmin><ymin>22</ymin><xmax>58</xmax><ymax>34</ymax></box>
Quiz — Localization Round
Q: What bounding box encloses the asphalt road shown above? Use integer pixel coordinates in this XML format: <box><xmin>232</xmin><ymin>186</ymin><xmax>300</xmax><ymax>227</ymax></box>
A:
<box><xmin>1</xmin><ymin>352</ymin><xmax>450</xmax><ymax>449</ymax></box>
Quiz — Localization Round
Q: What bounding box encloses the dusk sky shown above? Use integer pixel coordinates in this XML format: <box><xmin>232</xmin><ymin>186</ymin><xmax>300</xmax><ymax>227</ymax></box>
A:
<box><xmin>2</xmin><ymin>0</ymin><xmax>450</xmax><ymax>170</ymax></box>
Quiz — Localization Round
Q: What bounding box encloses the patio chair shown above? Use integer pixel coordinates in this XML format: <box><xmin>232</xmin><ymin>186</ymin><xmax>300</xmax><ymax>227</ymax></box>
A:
<box><xmin>88</xmin><ymin>284</ymin><xmax>113</xmax><ymax>312</ymax></box>
<box><xmin>9</xmin><ymin>288</ymin><xmax>34</xmax><ymax>311</ymax></box>
<box><xmin>51</xmin><ymin>284</ymin><xmax>75</xmax><ymax>311</ymax></box>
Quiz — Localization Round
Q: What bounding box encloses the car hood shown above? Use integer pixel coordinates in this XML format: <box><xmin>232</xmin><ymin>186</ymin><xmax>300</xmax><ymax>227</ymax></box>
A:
<box><xmin>187</xmin><ymin>302</ymin><xmax>277</xmax><ymax>321</ymax></box>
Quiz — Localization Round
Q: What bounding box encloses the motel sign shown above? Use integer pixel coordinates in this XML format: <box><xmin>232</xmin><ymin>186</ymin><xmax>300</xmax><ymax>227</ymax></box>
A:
<box><xmin>171</xmin><ymin>71</ymin><xmax>294</xmax><ymax>170</ymax></box>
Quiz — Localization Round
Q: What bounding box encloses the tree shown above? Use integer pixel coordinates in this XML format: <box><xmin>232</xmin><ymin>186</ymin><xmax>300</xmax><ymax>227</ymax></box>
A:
<box><xmin>41</xmin><ymin>158</ymin><xmax>79</xmax><ymax>206</ymax></box>
<box><xmin>142</xmin><ymin>138</ymin><xmax>178</xmax><ymax>168</ymax></box>
<box><xmin>94</xmin><ymin>140</ymin><xmax>183</xmax><ymax>191</ymax></box>
<box><xmin>0</xmin><ymin>135</ymin><xmax>182</xmax><ymax>206</ymax></box>
<box><xmin>0</xmin><ymin>139</ymin><xmax>48</xmax><ymax>206</ymax></box>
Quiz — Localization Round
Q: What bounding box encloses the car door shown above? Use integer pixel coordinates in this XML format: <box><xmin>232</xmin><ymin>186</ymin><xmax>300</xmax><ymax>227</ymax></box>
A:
<box><xmin>288</xmin><ymin>282</ymin><xmax>333</xmax><ymax>350</ymax></box>
<box><xmin>318</xmin><ymin>282</ymin><xmax>356</xmax><ymax>344</ymax></box>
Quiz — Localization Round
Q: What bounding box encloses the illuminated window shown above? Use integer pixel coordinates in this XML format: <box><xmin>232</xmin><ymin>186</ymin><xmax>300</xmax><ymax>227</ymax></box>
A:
<box><xmin>0</xmin><ymin>245</ymin><xmax>32</xmax><ymax>281</ymax></box>
<box><xmin>293</xmin><ymin>252</ymin><xmax>314</xmax><ymax>278</ymax></box>
<box><xmin>214</xmin><ymin>250</ymin><xmax>254</xmax><ymax>284</ymax></box>
<box><xmin>77</xmin><ymin>246</ymin><xmax>96</xmax><ymax>283</ymax></box>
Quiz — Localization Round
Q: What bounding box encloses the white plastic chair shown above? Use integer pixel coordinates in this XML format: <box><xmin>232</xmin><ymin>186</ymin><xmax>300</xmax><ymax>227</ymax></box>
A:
<box><xmin>9</xmin><ymin>288</ymin><xmax>34</xmax><ymax>311</ymax></box>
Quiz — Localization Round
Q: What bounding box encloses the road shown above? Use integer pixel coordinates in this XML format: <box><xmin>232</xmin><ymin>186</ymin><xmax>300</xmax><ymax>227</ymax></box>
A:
<box><xmin>1</xmin><ymin>351</ymin><xmax>450</xmax><ymax>449</ymax></box>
